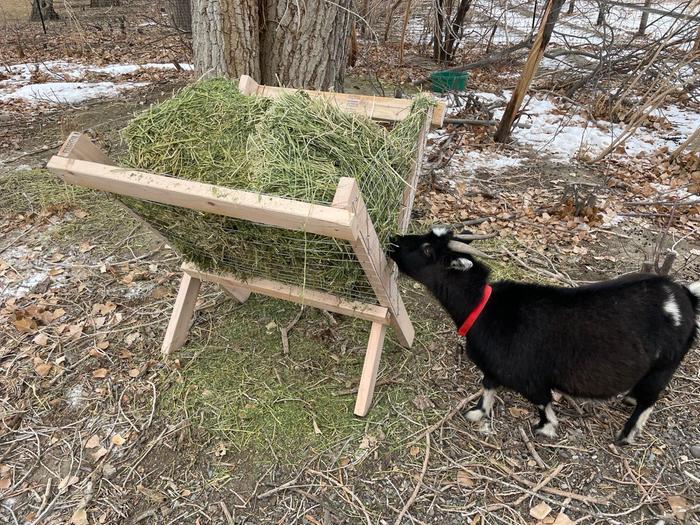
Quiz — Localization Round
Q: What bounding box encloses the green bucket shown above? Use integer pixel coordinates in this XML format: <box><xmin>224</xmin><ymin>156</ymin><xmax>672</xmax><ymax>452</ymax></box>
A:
<box><xmin>430</xmin><ymin>70</ymin><xmax>469</xmax><ymax>93</ymax></box>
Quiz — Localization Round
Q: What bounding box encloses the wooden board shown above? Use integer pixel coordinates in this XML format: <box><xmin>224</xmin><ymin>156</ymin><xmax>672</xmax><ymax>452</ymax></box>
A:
<box><xmin>182</xmin><ymin>263</ymin><xmax>391</xmax><ymax>325</ymax></box>
<box><xmin>46</xmin><ymin>156</ymin><xmax>355</xmax><ymax>240</ymax></box>
<box><xmin>239</xmin><ymin>75</ymin><xmax>445</xmax><ymax>128</ymax></box>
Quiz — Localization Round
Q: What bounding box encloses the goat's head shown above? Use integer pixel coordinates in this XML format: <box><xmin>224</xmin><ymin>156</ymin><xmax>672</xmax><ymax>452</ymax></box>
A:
<box><xmin>387</xmin><ymin>227</ymin><xmax>490</xmax><ymax>284</ymax></box>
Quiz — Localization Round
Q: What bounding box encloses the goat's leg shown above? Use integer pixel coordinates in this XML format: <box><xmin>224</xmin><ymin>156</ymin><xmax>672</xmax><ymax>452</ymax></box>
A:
<box><xmin>617</xmin><ymin>364</ymin><xmax>677</xmax><ymax>444</ymax></box>
<box><xmin>530</xmin><ymin>392</ymin><xmax>558</xmax><ymax>438</ymax></box>
<box><xmin>466</xmin><ymin>376</ymin><xmax>498</xmax><ymax>422</ymax></box>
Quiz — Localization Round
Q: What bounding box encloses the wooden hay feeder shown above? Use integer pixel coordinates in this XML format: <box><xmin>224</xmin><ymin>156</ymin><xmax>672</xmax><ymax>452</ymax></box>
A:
<box><xmin>46</xmin><ymin>76</ymin><xmax>446</xmax><ymax>416</ymax></box>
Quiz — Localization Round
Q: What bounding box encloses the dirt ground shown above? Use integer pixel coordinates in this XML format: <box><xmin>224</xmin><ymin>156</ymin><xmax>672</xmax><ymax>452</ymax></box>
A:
<box><xmin>1</xmin><ymin>3</ymin><xmax>700</xmax><ymax>525</ymax></box>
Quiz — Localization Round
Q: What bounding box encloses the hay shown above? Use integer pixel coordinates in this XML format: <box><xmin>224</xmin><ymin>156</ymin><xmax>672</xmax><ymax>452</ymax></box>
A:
<box><xmin>122</xmin><ymin>79</ymin><xmax>432</xmax><ymax>302</ymax></box>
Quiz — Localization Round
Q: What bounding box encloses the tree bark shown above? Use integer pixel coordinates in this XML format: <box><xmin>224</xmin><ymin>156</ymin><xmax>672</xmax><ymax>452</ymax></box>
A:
<box><xmin>31</xmin><ymin>0</ymin><xmax>59</xmax><ymax>21</ymax></box>
<box><xmin>192</xmin><ymin>0</ymin><xmax>351</xmax><ymax>91</ymax></box>
<box><xmin>637</xmin><ymin>0</ymin><xmax>652</xmax><ymax>36</ymax></box>
<box><xmin>595</xmin><ymin>2</ymin><xmax>606</xmax><ymax>25</ymax></box>
<box><xmin>166</xmin><ymin>0</ymin><xmax>192</xmax><ymax>32</ymax></box>
<box><xmin>567</xmin><ymin>0</ymin><xmax>575</xmax><ymax>14</ymax></box>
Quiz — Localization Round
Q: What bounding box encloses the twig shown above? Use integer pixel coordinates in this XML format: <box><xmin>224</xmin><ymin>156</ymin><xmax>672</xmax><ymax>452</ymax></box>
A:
<box><xmin>257</xmin><ymin>476</ymin><xmax>300</xmax><ymax>499</ymax></box>
<box><xmin>395</xmin><ymin>433</ymin><xmax>431</xmax><ymax>525</ymax></box>
<box><xmin>505</xmin><ymin>466</ymin><xmax>610</xmax><ymax>505</ymax></box>
<box><xmin>280</xmin><ymin>307</ymin><xmax>304</xmax><ymax>355</ymax></box>
<box><xmin>519</xmin><ymin>426</ymin><xmax>548</xmax><ymax>469</ymax></box>
<box><xmin>219</xmin><ymin>501</ymin><xmax>234</xmax><ymax>524</ymax></box>
<box><xmin>513</xmin><ymin>464</ymin><xmax>565</xmax><ymax>506</ymax></box>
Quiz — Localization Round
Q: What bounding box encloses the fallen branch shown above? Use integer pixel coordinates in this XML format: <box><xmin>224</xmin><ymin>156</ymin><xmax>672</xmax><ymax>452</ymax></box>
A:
<box><xmin>444</xmin><ymin>118</ymin><xmax>498</xmax><ymax>126</ymax></box>
<box><xmin>519</xmin><ymin>426</ymin><xmax>548</xmax><ymax>469</ymax></box>
<box><xmin>280</xmin><ymin>307</ymin><xmax>304</xmax><ymax>355</ymax></box>
<box><xmin>513</xmin><ymin>464</ymin><xmax>565</xmax><ymax>506</ymax></box>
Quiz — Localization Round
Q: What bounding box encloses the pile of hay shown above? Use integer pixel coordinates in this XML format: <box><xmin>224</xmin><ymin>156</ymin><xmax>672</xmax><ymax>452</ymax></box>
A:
<box><xmin>122</xmin><ymin>79</ymin><xmax>432</xmax><ymax>301</ymax></box>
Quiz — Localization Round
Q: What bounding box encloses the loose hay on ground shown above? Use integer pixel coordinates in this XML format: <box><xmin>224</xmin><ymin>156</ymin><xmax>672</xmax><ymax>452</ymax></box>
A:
<box><xmin>122</xmin><ymin>79</ymin><xmax>433</xmax><ymax>301</ymax></box>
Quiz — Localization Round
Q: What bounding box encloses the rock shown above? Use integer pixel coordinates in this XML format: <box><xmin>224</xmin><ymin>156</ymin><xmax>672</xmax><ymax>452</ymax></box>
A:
<box><xmin>690</xmin><ymin>445</ymin><xmax>700</xmax><ymax>459</ymax></box>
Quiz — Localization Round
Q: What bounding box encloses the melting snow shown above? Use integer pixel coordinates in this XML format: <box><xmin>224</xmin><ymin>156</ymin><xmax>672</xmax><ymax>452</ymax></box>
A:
<box><xmin>0</xmin><ymin>61</ymin><xmax>192</xmax><ymax>106</ymax></box>
<box><xmin>2</xmin><ymin>81</ymin><xmax>148</xmax><ymax>105</ymax></box>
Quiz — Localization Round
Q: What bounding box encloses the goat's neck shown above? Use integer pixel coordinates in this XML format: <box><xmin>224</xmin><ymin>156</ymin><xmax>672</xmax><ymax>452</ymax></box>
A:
<box><xmin>428</xmin><ymin>269</ymin><xmax>490</xmax><ymax>327</ymax></box>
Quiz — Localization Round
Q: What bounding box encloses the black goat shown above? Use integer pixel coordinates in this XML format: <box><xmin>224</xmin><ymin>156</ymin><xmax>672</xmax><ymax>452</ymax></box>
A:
<box><xmin>388</xmin><ymin>227</ymin><xmax>699</xmax><ymax>443</ymax></box>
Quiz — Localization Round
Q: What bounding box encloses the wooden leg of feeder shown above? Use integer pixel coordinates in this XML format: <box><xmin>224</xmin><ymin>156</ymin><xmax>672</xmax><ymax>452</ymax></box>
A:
<box><xmin>221</xmin><ymin>284</ymin><xmax>251</xmax><ymax>303</ymax></box>
<box><xmin>161</xmin><ymin>273</ymin><xmax>202</xmax><ymax>355</ymax></box>
<box><xmin>354</xmin><ymin>322</ymin><xmax>388</xmax><ymax>417</ymax></box>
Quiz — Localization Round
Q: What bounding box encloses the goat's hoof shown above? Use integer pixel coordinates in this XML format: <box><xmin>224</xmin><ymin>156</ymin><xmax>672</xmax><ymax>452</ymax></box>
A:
<box><xmin>465</xmin><ymin>408</ymin><xmax>485</xmax><ymax>422</ymax></box>
<box><xmin>615</xmin><ymin>432</ymin><xmax>633</xmax><ymax>446</ymax></box>
<box><xmin>533</xmin><ymin>422</ymin><xmax>557</xmax><ymax>438</ymax></box>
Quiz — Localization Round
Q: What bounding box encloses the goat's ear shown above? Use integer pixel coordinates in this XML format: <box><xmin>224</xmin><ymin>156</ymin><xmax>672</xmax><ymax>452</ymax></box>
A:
<box><xmin>420</xmin><ymin>242</ymin><xmax>434</xmax><ymax>258</ymax></box>
<box><xmin>449</xmin><ymin>257</ymin><xmax>473</xmax><ymax>271</ymax></box>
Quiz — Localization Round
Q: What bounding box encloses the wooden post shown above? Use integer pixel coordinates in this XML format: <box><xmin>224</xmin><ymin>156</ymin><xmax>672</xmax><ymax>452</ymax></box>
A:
<box><xmin>162</xmin><ymin>273</ymin><xmax>202</xmax><ymax>355</ymax></box>
<box><xmin>494</xmin><ymin>0</ymin><xmax>566</xmax><ymax>143</ymax></box>
<box><xmin>354</xmin><ymin>322</ymin><xmax>388</xmax><ymax>416</ymax></box>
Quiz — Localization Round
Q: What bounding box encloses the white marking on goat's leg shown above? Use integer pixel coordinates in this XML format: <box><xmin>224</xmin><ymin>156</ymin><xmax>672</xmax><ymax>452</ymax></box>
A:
<box><xmin>663</xmin><ymin>293</ymin><xmax>681</xmax><ymax>327</ymax></box>
<box><xmin>618</xmin><ymin>406</ymin><xmax>654</xmax><ymax>444</ymax></box>
<box><xmin>544</xmin><ymin>403</ymin><xmax>558</xmax><ymax>427</ymax></box>
<box><xmin>623</xmin><ymin>395</ymin><xmax>637</xmax><ymax>406</ymax></box>
<box><xmin>535</xmin><ymin>403</ymin><xmax>558</xmax><ymax>438</ymax></box>
<box><xmin>449</xmin><ymin>257</ymin><xmax>473</xmax><ymax>271</ymax></box>
<box><xmin>432</xmin><ymin>226</ymin><xmax>449</xmax><ymax>237</ymax></box>
<box><xmin>466</xmin><ymin>388</ymin><xmax>495</xmax><ymax>422</ymax></box>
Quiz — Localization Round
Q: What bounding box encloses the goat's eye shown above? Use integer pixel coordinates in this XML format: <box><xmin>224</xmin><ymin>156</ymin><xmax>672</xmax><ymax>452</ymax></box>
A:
<box><xmin>420</xmin><ymin>243</ymin><xmax>434</xmax><ymax>258</ymax></box>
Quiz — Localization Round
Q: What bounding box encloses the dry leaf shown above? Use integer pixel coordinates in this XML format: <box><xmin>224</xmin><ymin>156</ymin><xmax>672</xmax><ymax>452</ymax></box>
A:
<box><xmin>128</xmin><ymin>368</ymin><xmax>140</xmax><ymax>378</ymax></box>
<box><xmin>49</xmin><ymin>253</ymin><xmax>65</xmax><ymax>262</ymax></box>
<box><xmin>111</xmin><ymin>434</ymin><xmax>126</xmax><ymax>446</ymax></box>
<box><xmin>79</xmin><ymin>242</ymin><xmax>96</xmax><ymax>253</ymax></box>
<box><xmin>85</xmin><ymin>435</ymin><xmax>100</xmax><ymax>449</ymax></box>
<box><xmin>92</xmin><ymin>368</ymin><xmax>109</xmax><ymax>379</ymax></box>
<box><xmin>48</xmin><ymin>268</ymin><xmax>64</xmax><ymax>276</ymax></box>
<box><xmin>530</xmin><ymin>502</ymin><xmax>552</xmax><ymax>520</ymax></box>
<box><xmin>119</xmin><ymin>349</ymin><xmax>134</xmax><ymax>359</ymax></box>
<box><xmin>0</xmin><ymin>478</ymin><xmax>10</xmax><ymax>490</ymax></box>
<box><xmin>457</xmin><ymin>470</ymin><xmax>474</xmax><ymax>487</ymax></box>
<box><xmin>35</xmin><ymin>362</ymin><xmax>52</xmax><ymax>377</ymax></box>
<box><xmin>13</xmin><ymin>317</ymin><xmax>37</xmax><ymax>333</ymax></box>
<box><xmin>409</xmin><ymin>446</ymin><xmax>420</xmax><ymax>457</ymax></box>
<box><xmin>74</xmin><ymin>210</ymin><xmax>88</xmax><ymax>219</ymax></box>
<box><xmin>96</xmin><ymin>340</ymin><xmax>109</xmax><ymax>350</ymax></box>
<box><xmin>412</xmin><ymin>394</ymin><xmax>434</xmax><ymax>410</ymax></box>
<box><xmin>125</xmin><ymin>332</ymin><xmax>141</xmax><ymax>346</ymax></box>
<box><xmin>70</xmin><ymin>508</ymin><xmax>88</xmax><ymax>525</ymax></box>
<box><xmin>58</xmin><ymin>475</ymin><xmax>79</xmax><ymax>491</ymax></box>
<box><xmin>51</xmin><ymin>308</ymin><xmax>66</xmax><ymax>321</ymax></box>
<box><xmin>508</xmin><ymin>407</ymin><xmax>529</xmax><ymax>418</ymax></box>
<box><xmin>553</xmin><ymin>511</ymin><xmax>575</xmax><ymax>525</ymax></box>
<box><xmin>667</xmin><ymin>495</ymin><xmax>687</xmax><ymax>519</ymax></box>
<box><xmin>33</xmin><ymin>333</ymin><xmax>49</xmax><ymax>346</ymax></box>
<box><xmin>93</xmin><ymin>447</ymin><xmax>109</xmax><ymax>461</ymax></box>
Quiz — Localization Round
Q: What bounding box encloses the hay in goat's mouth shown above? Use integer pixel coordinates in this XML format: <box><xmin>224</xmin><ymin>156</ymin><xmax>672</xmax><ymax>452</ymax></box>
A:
<box><xmin>121</xmin><ymin>79</ymin><xmax>432</xmax><ymax>302</ymax></box>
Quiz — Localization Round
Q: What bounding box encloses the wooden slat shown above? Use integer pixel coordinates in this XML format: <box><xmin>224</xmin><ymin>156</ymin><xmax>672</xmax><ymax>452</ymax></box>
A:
<box><xmin>354</xmin><ymin>322</ymin><xmax>388</xmax><ymax>416</ymax></box>
<box><xmin>182</xmin><ymin>263</ymin><xmax>391</xmax><ymax>325</ymax></box>
<box><xmin>162</xmin><ymin>273</ymin><xmax>201</xmax><ymax>355</ymax></box>
<box><xmin>46</xmin><ymin>156</ymin><xmax>355</xmax><ymax>240</ymax></box>
<box><xmin>238</xmin><ymin>75</ymin><xmax>445</xmax><ymax>127</ymax></box>
<box><xmin>332</xmin><ymin>178</ymin><xmax>415</xmax><ymax>347</ymax></box>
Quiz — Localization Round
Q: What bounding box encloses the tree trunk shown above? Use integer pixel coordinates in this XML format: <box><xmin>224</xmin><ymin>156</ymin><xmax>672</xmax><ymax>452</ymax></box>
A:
<box><xmin>637</xmin><ymin>0</ymin><xmax>652</xmax><ymax>36</ymax></box>
<box><xmin>595</xmin><ymin>2</ymin><xmax>606</xmax><ymax>25</ymax></box>
<box><xmin>433</xmin><ymin>0</ymin><xmax>446</xmax><ymax>61</ymax></box>
<box><xmin>443</xmin><ymin>0</ymin><xmax>472</xmax><ymax>62</ymax></box>
<box><xmin>567</xmin><ymin>0</ymin><xmax>575</xmax><ymax>14</ymax></box>
<box><xmin>90</xmin><ymin>0</ymin><xmax>120</xmax><ymax>7</ymax></box>
<box><xmin>166</xmin><ymin>0</ymin><xmax>192</xmax><ymax>32</ymax></box>
<box><xmin>192</xmin><ymin>0</ymin><xmax>351</xmax><ymax>91</ymax></box>
<box><xmin>31</xmin><ymin>0</ymin><xmax>59</xmax><ymax>21</ymax></box>
<box><xmin>494</xmin><ymin>0</ymin><xmax>565</xmax><ymax>143</ymax></box>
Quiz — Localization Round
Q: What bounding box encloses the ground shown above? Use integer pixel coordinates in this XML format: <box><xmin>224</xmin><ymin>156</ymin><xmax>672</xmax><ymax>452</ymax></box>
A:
<box><xmin>1</xmin><ymin>1</ymin><xmax>699</xmax><ymax>524</ymax></box>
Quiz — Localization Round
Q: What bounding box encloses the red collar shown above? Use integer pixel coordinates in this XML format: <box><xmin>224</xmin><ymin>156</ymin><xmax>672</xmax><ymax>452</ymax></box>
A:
<box><xmin>457</xmin><ymin>284</ymin><xmax>492</xmax><ymax>337</ymax></box>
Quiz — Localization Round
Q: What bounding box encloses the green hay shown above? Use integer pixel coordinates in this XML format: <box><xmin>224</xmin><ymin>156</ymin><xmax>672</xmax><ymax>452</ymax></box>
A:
<box><xmin>161</xmin><ymin>296</ymin><xmax>417</xmax><ymax>462</ymax></box>
<box><xmin>122</xmin><ymin>79</ymin><xmax>432</xmax><ymax>301</ymax></box>
<box><xmin>0</xmin><ymin>169</ymin><xmax>94</xmax><ymax>215</ymax></box>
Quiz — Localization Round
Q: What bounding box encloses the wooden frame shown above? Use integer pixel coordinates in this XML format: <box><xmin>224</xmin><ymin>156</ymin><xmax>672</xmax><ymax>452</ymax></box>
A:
<box><xmin>47</xmin><ymin>78</ymin><xmax>440</xmax><ymax>416</ymax></box>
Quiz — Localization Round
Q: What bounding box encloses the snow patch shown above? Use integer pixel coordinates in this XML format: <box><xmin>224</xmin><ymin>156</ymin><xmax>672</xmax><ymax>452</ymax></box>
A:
<box><xmin>1</xmin><ymin>81</ymin><xmax>148</xmax><ymax>105</ymax></box>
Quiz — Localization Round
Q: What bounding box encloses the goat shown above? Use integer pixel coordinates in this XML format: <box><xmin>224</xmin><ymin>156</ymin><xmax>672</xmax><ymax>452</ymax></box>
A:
<box><xmin>388</xmin><ymin>227</ymin><xmax>699</xmax><ymax>444</ymax></box>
